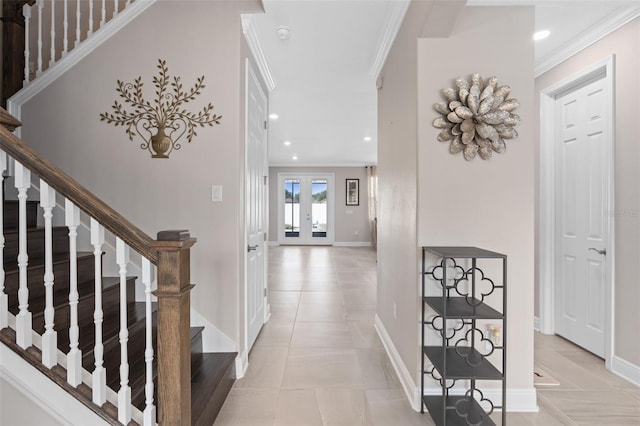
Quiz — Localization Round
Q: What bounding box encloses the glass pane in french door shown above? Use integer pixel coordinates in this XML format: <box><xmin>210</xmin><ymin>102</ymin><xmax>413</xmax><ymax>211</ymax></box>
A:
<box><xmin>311</xmin><ymin>179</ymin><xmax>327</xmax><ymax>238</ymax></box>
<box><xmin>284</xmin><ymin>179</ymin><xmax>300</xmax><ymax>238</ymax></box>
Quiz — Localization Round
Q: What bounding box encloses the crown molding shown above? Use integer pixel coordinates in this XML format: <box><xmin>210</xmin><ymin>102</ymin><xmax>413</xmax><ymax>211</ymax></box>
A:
<box><xmin>535</xmin><ymin>6</ymin><xmax>640</xmax><ymax>77</ymax></box>
<box><xmin>241</xmin><ymin>15</ymin><xmax>276</xmax><ymax>92</ymax></box>
<box><xmin>368</xmin><ymin>0</ymin><xmax>411</xmax><ymax>80</ymax></box>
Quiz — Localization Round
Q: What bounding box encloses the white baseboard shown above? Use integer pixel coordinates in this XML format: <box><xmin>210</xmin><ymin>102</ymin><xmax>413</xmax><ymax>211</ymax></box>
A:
<box><xmin>374</xmin><ymin>315</ymin><xmax>421</xmax><ymax>411</ymax></box>
<box><xmin>190</xmin><ymin>310</ymin><xmax>236</xmax><ymax>353</ymax></box>
<box><xmin>0</xmin><ymin>343</ymin><xmax>109</xmax><ymax>425</ymax></box>
<box><xmin>333</xmin><ymin>242</ymin><xmax>372</xmax><ymax>247</ymax></box>
<box><xmin>235</xmin><ymin>350</ymin><xmax>249</xmax><ymax>379</ymax></box>
<box><xmin>534</xmin><ymin>316</ymin><xmax>541</xmax><ymax>332</ymax></box>
<box><xmin>611</xmin><ymin>355</ymin><xmax>640</xmax><ymax>387</ymax></box>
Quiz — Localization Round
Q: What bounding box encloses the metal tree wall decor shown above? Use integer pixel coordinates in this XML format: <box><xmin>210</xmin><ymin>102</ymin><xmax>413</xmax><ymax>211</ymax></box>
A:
<box><xmin>100</xmin><ymin>59</ymin><xmax>222</xmax><ymax>158</ymax></box>
<box><xmin>432</xmin><ymin>74</ymin><xmax>520</xmax><ymax>161</ymax></box>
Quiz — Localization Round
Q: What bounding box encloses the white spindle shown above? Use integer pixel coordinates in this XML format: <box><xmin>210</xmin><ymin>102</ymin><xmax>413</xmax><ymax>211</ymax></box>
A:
<box><xmin>40</xmin><ymin>180</ymin><xmax>57</xmax><ymax>368</ymax></box>
<box><xmin>116</xmin><ymin>238</ymin><xmax>131</xmax><ymax>424</ymax></box>
<box><xmin>49</xmin><ymin>0</ymin><xmax>55</xmax><ymax>67</ymax></box>
<box><xmin>88</xmin><ymin>0</ymin><xmax>94</xmax><ymax>35</ymax></box>
<box><xmin>126</xmin><ymin>0</ymin><xmax>131</xmax><ymax>7</ymax></box>
<box><xmin>142</xmin><ymin>258</ymin><xmax>155</xmax><ymax>425</ymax></box>
<box><xmin>91</xmin><ymin>219</ymin><xmax>106</xmax><ymax>405</ymax></box>
<box><xmin>14</xmin><ymin>162</ymin><xmax>32</xmax><ymax>349</ymax></box>
<box><xmin>114</xmin><ymin>0</ymin><xmax>119</xmax><ymax>15</ymax></box>
<box><xmin>36</xmin><ymin>0</ymin><xmax>44</xmax><ymax>76</ymax></box>
<box><xmin>23</xmin><ymin>4</ymin><xmax>31</xmax><ymax>84</ymax></box>
<box><xmin>100</xmin><ymin>0</ymin><xmax>106</xmax><ymax>27</ymax></box>
<box><xmin>0</xmin><ymin>153</ymin><xmax>7</xmax><ymax>329</ymax></box>
<box><xmin>65</xmin><ymin>199</ymin><xmax>81</xmax><ymax>386</ymax></box>
<box><xmin>63</xmin><ymin>0</ymin><xmax>69</xmax><ymax>54</ymax></box>
<box><xmin>75</xmin><ymin>0</ymin><xmax>81</xmax><ymax>48</ymax></box>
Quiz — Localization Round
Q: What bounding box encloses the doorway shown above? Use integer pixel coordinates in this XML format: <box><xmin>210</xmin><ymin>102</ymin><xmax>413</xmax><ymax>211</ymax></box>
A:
<box><xmin>539</xmin><ymin>56</ymin><xmax>615</xmax><ymax>365</ymax></box>
<box><xmin>277</xmin><ymin>173</ymin><xmax>335</xmax><ymax>245</ymax></box>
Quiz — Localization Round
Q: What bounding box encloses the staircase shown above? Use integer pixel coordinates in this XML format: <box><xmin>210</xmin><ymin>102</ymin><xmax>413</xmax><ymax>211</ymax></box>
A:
<box><xmin>0</xmin><ymin>112</ymin><xmax>236</xmax><ymax>424</ymax></box>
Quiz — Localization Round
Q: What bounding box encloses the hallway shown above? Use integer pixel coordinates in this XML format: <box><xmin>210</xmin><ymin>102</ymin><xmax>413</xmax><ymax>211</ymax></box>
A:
<box><xmin>214</xmin><ymin>246</ymin><xmax>640</xmax><ymax>426</ymax></box>
<box><xmin>215</xmin><ymin>246</ymin><xmax>424</xmax><ymax>425</ymax></box>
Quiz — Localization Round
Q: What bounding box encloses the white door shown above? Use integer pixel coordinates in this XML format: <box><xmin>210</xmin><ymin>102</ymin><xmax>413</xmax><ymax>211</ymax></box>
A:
<box><xmin>246</xmin><ymin>60</ymin><xmax>268</xmax><ymax>350</ymax></box>
<box><xmin>278</xmin><ymin>173</ymin><xmax>334</xmax><ymax>245</ymax></box>
<box><xmin>554</xmin><ymin>77</ymin><xmax>609</xmax><ymax>357</ymax></box>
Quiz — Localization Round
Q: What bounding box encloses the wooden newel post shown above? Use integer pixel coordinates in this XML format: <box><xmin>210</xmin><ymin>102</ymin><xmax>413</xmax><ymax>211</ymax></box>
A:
<box><xmin>151</xmin><ymin>230</ymin><xmax>196</xmax><ymax>425</ymax></box>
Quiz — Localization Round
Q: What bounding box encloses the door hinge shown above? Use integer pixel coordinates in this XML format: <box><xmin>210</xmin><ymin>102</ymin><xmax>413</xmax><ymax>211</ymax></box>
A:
<box><xmin>264</xmin><ymin>120</ymin><xmax>267</xmax><ymax>130</ymax></box>
<box><xmin>264</xmin><ymin>233</ymin><xmax>267</xmax><ymax>241</ymax></box>
<box><xmin>264</xmin><ymin>288</ymin><xmax>267</xmax><ymax>297</ymax></box>
<box><xmin>264</xmin><ymin>175</ymin><xmax>268</xmax><ymax>185</ymax></box>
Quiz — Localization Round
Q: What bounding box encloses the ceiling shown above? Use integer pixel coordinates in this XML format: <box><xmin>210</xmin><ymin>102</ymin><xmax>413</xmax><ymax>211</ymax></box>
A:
<box><xmin>249</xmin><ymin>0</ymin><xmax>640</xmax><ymax>167</ymax></box>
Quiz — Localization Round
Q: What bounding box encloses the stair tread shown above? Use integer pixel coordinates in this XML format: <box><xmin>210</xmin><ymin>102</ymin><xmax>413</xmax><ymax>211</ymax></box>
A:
<box><xmin>191</xmin><ymin>352</ymin><xmax>237</xmax><ymax>426</ymax></box>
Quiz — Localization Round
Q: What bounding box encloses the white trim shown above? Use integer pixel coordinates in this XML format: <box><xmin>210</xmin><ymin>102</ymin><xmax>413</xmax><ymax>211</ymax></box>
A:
<box><xmin>535</xmin><ymin>7</ymin><xmax>640</xmax><ymax>77</ymax></box>
<box><xmin>235</xmin><ymin>350</ymin><xmax>249</xmax><ymax>379</ymax></box>
<box><xmin>0</xmin><ymin>344</ymin><xmax>109</xmax><ymax>425</ymax></box>
<box><xmin>333</xmin><ymin>242</ymin><xmax>372</xmax><ymax>247</ymax></box>
<box><xmin>368</xmin><ymin>0</ymin><xmax>410</xmax><ymax>79</ymax></box>
<box><xmin>241</xmin><ymin>15</ymin><xmax>276</xmax><ymax>92</ymax></box>
<box><xmin>538</xmin><ymin>55</ymin><xmax>616</xmax><ymax>367</ymax></box>
<box><xmin>7</xmin><ymin>0</ymin><xmax>156</xmax><ymax>111</ymax></box>
<box><xmin>374</xmin><ymin>314</ymin><xmax>421</xmax><ymax>411</ymax></box>
<box><xmin>190</xmin><ymin>309</ymin><xmax>236</xmax><ymax>353</ymax></box>
<box><xmin>534</xmin><ymin>316</ymin><xmax>540</xmax><ymax>332</ymax></box>
<box><xmin>611</xmin><ymin>356</ymin><xmax>640</xmax><ymax>387</ymax></box>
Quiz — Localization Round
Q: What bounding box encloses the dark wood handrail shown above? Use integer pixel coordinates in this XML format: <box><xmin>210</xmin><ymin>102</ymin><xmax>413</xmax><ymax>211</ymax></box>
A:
<box><xmin>0</xmin><ymin>121</ymin><xmax>159</xmax><ymax>264</ymax></box>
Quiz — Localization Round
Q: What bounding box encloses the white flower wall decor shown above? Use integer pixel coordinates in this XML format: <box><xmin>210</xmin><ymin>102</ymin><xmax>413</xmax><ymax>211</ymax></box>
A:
<box><xmin>432</xmin><ymin>74</ymin><xmax>520</xmax><ymax>161</ymax></box>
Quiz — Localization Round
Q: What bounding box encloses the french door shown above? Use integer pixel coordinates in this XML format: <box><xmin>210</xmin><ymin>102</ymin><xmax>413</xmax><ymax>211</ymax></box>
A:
<box><xmin>277</xmin><ymin>173</ymin><xmax>334</xmax><ymax>245</ymax></box>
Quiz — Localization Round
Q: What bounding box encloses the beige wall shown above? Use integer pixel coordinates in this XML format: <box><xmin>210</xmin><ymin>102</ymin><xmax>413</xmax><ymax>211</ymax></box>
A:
<box><xmin>20</xmin><ymin>1</ymin><xmax>262</xmax><ymax>352</ymax></box>
<box><xmin>268</xmin><ymin>166</ymin><xmax>371</xmax><ymax>244</ymax></box>
<box><xmin>379</xmin><ymin>2</ymin><xmax>536</xmax><ymax>403</ymax></box>
<box><xmin>418</xmin><ymin>5</ymin><xmax>536</xmax><ymax>393</ymax></box>
<box><xmin>377</xmin><ymin>0</ymin><xmax>428</xmax><ymax>389</ymax></box>
<box><xmin>535</xmin><ymin>18</ymin><xmax>640</xmax><ymax>366</ymax></box>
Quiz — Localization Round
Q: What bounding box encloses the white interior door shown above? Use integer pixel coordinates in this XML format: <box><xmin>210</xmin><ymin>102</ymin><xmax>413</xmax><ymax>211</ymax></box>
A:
<box><xmin>278</xmin><ymin>173</ymin><xmax>334</xmax><ymax>245</ymax></box>
<box><xmin>554</xmin><ymin>77</ymin><xmax>609</xmax><ymax>357</ymax></box>
<box><xmin>246</xmin><ymin>60</ymin><xmax>268</xmax><ymax>350</ymax></box>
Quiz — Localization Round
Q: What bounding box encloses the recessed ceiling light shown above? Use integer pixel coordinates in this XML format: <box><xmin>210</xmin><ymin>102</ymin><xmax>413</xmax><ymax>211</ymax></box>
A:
<box><xmin>292</xmin><ymin>155</ymin><xmax>298</xmax><ymax>160</ymax></box>
<box><xmin>363</xmin><ymin>136</ymin><xmax>372</xmax><ymax>142</ymax></box>
<box><xmin>269</xmin><ymin>113</ymin><xmax>279</xmax><ymax>120</ymax></box>
<box><xmin>533</xmin><ymin>30</ymin><xmax>550</xmax><ymax>41</ymax></box>
<box><xmin>283</xmin><ymin>140</ymin><xmax>291</xmax><ymax>146</ymax></box>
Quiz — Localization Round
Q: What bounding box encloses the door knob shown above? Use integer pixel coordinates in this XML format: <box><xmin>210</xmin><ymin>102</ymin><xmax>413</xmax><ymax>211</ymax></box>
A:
<box><xmin>248</xmin><ymin>245</ymin><xmax>258</xmax><ymax>252</ymax></box>
<box><xmin>588</xmin><ymin>247</ymin><xmax>606</xmax><ymax>256</ymax></box>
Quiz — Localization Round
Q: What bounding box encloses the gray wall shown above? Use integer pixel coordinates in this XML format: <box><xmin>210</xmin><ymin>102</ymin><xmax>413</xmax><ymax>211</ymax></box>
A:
<box><xmin>19</xmin><ymin>0</ymin><xmax>262</xmax><ymax>357</ymax></box>
<box><xmin>378</xmin><ymin>2</ymin><xmax>536</xmax><ymax>401</ymax></box>
<box><xmin>269</xmin><ymin>166</ymin><xmax>371</xmax><ymax>244</ymax></box>
<box><xmin>535</xmin><ymin>18</ymin><xmax>640</xmax><ymax>366</ymax></box>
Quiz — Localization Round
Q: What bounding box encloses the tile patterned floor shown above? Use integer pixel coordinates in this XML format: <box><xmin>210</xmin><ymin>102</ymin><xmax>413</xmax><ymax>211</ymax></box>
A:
<box><xmin>214</xmin><ymin>246</ymin><xmax>640</xmax><ymax>426</ymax></box>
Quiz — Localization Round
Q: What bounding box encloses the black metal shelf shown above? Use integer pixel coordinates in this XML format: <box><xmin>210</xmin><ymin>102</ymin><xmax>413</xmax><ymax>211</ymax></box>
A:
<box><xmin>422</xmin><ymin>396</ymin><xmax>496</xmax><ymax>426</ymax></box>
<box><xmin>423</xmin><ymin>346</ymin><xmax>503</xmax><ymax>380</ymax></box>
<box><xmin>424</xmin><ymin>297</ymin><xmax>503</xmax><ymax>319</ymax></box>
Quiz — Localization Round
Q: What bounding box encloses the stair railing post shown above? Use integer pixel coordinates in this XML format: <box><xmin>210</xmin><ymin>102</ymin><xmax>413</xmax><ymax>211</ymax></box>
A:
<box><xmin>40</xmin><ymin>180</ymin><xmax>57</xmax><ymax>368</ymax></box>
<box><xmin>65</xmin><ymin>198</ymin><xmax>82</xmax><ymax>386</ymax></box>
<box><xmin>91</xmin><ymin>219</ymin><xmax>107</xmax><ymax>405</ymax></box>
<box><xmin>150</xmin><ymin>230</ymin><xmax>196</xmax><ymax>425</ymax></box>
<box><xmin>14</xmin><ymin>161</ymin><xmax>32</xmax><ymax>349</ymax></box>
<box><xmin>116</xmin><ymin>237</ymin><xmax>131</xmax><ymax>424</ymax></box>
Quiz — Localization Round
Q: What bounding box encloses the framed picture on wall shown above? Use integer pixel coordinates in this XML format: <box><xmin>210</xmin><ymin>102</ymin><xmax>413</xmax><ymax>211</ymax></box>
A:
<box><xmin>346</xmin><ymin>179</ymin><xmax>359</xmax><ymax>206</ymax></box>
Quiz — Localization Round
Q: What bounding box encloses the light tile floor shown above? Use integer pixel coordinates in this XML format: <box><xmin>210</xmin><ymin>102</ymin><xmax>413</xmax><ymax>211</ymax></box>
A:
<box><xmin>214</xmin><ymin>246</ymin><xmax>640</xmax><ymax>426</ymax></box>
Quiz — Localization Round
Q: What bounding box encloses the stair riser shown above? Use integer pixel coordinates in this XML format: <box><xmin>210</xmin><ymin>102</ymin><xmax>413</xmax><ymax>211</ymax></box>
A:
<box><xmin>5</xmin><ymin>255</ymin><xmax>97</xmax><ymax>312</ymax></box>
<box><xmin>3</xmin><ymin>227</ymin><xmax>70</xmax><ymax>265</ymax></box>
<box><xmin>3</xmin><ymin>200</ymin><xmax>39</xmax><ymax>230</ymax></box>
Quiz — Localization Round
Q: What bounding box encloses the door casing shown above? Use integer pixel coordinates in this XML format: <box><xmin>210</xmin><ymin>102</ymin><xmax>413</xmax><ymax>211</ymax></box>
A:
<box><xmin>539</xmin><ymin>55</ymin><xmax>615</xmax><ymax>368</ymax></box>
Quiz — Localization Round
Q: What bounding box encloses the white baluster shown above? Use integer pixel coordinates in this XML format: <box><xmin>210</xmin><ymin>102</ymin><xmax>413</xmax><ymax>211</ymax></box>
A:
<box><xmin>40</xmin><ymin>180</ymin><xmax>57</xmax><ymax>368</ymax></box>
<box><xmin>49</xmin><ymin>0</ymin><xmax>55</xmax><ymax>67</ymax></box>
<box><xmin>63</xmin><ymin>0</ymin><xmax>69</xmax><ymax>55</ymax></box>
<box><xmin>0</xmin><ymin>153</ymin><xmax>7</xmax><ymax>329</ymax></box>
<box><xmin>36</xmin><ymin>0</ymin><xmax>44</xmax><ymax>76</ymax></box>
<box><xmin>65</xmin><ymin>199</ymin><xmax>81</xmax><ymax>386</ymax></box>
<box><xmin>23</xmin><ymin>4</ymin><xmax>31</xmax><ymax>84</ymax></box>
<box><xmin>114</xmin><ymin>0</ymin><xmax>119</xmax><ymax>15</ymax></box>
<box><xmin>100</xmin><ymin>0</ymin><xmax>106</xmax><ymax>28</ymax></box>
<box><xmin>75</xmin><ymin>0</ymin><xmax>81</xmax><ymax>48</ymax></box>
<box><xmin>116</xmin><ymin>238</ymin><xmax>131</xmax><ymax>424</ymax></box>
<box><xmin>126</xmin><ymin>0</ymin><xmax>131</xmax><ymax>7</ymax></box>
<box><xmin>14</xmin><ymin>162</ymin><xmax>32</xmax><ymax>349</ymax></box>
<box><xmin>142</xmin><ymin>258</ymin><xmax>155</xmax><ymax>426</ymax></box>
<box><xmin>88</xmin><ymin>0</ymin><xmax>94</xmax><ymax>36</ymax></box>
<box><xmin>91</xmin><ymin>219</ymin><xmax>106</xmax><ymax>405</ymax></box>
